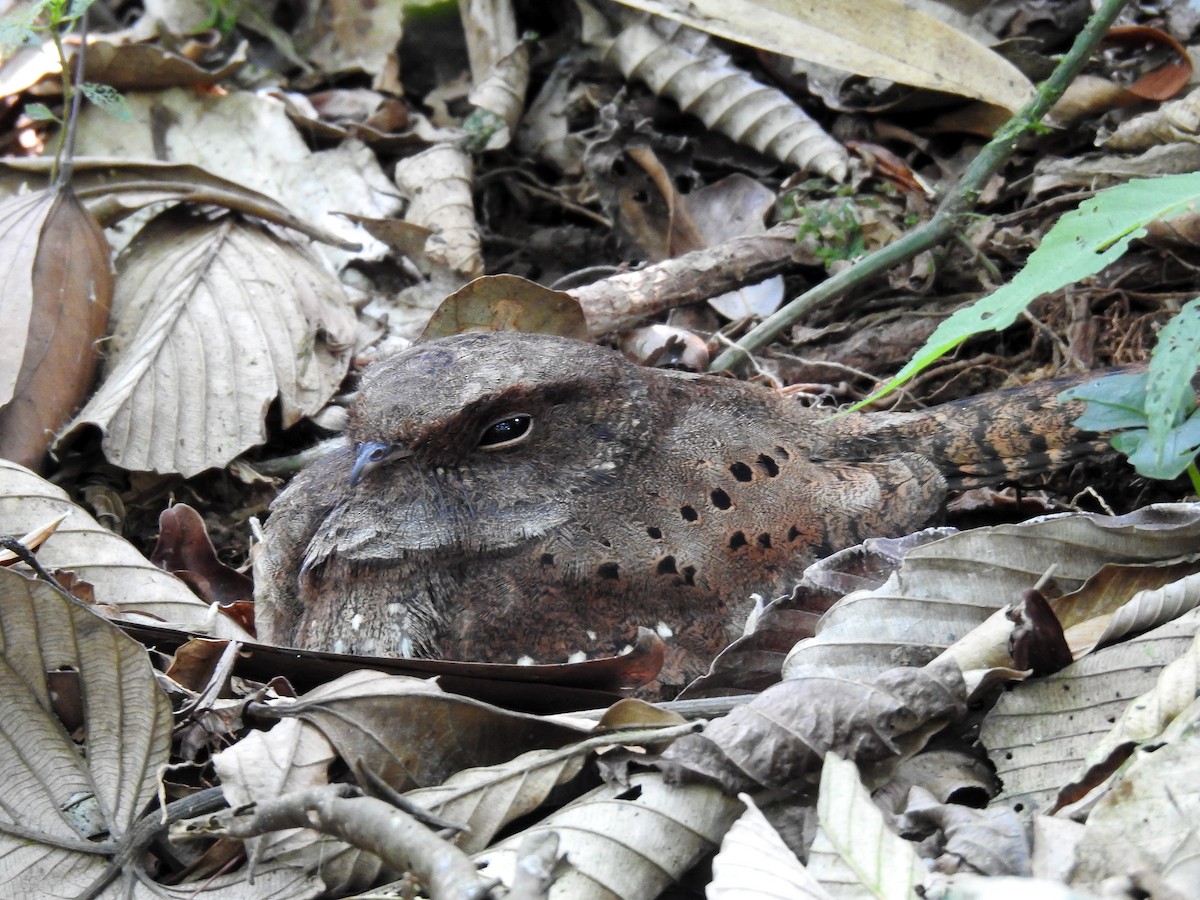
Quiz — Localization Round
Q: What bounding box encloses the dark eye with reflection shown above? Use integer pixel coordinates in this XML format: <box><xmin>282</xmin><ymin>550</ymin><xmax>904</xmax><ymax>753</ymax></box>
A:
<box><xmin>478</xmin><ymin>414</ymin><xmax>533</xmax><ymax>449</ymax></box>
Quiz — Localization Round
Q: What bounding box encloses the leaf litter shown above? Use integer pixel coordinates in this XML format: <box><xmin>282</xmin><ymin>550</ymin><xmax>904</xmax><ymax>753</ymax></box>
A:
<box><xmin>0</xmin><ymin>1</ymin><xmax>1200</xmax><ymax>897</ymax></box>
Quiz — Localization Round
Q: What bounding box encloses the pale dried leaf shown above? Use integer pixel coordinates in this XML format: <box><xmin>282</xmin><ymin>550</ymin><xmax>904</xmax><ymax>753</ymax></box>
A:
<box><xmin>405</xmin><ymin>722</ymin><xmax>693</xmax><ymax>854</ymax></box>
<box><xmin>1104</xmin><ymin>85</ymin><xmax>1200</xmax><ymax>151</ymax></box>
<box><xmin>0</xmin><ymin>191</ymin><xmax>43</xmax><ymax>406</ymax></box>
<box><xmin>71</xmin><ymin>88</ymin><xmax>400</xmax><ymax>264</ymax></box>
<box><xmin>785</xmin><ymin>505</ymin><xmax>1200</xmax><ymax>683</ymax></box>
<box><xmin>64</xmin><ymin>210</ymin><xmax>355</xmax><ymax>477</ymax></box>
<box><xmin>294</xmin><ymin>0</ymin><xmax>404</xmax><ymax>89</ymax></box>
<box><xmin>607</xmin><ymin>0</ymin><xmax>1034</xmax><ymax>113</ymax></box>
<box><xmin>476</xmin><ymin>772</ymin><xmax>741</xmax><ymax>896</ymax></box>
<box><xmin>394</xmin><ymin>143</ymin><xmax>483</xmax><ymax>280</ymax></box>
<box><xmin>0</xmin><ymin>157</ymin><xmax>356</xmax><ymax>248</ymax></box>
<box><xmin>461</xmin><ymin>0</ymin><xmax>527</xmax><ymax>148</ymax></box>
<box><xmin>212</xmin><ymin>720</ymin><xmax>383</xmax><ymax>894</ymax></box>
<box><xmin>708</xmin><ymin>793</ymin><xmax>828</xmax><ymax>899</ymax></box>
<box><xmin>1069</xmin><ymin>696</ymin><xmax>1200</xmax><ymax>894</ymax></box>
<box><xmin>1058</xmin><ymin>628</ymin><xmax>1200</xmax><ymax>806</ymax></box>
<box><xmin>808</xmin><ymin>752</ymin><xmax>925</xmax><ymax>898</ymax></box>
<box><xmin>1061</xmin><ymin>565</ymin><xmax>1200</xmax><ymax>657</ymax></box>
<box><xmin>406</xmin><ymin>745</ymin><xmax>589</xmax><ymax>854</ymax></box>
<box><xmin>0</xmin><ymin>568</ymin><xmax>172</xmax><ymax>896</ymax></box>
<box><xmin>596</xmin><ymin>14</ymin><xmax>849</xmax><ymax>180</ymax></box>
<box><xmin>0</xmin><ymin>459</ymin><xmax>246</xmax><ymax>635</ymax></box>
<box><xmin>982</xmin><ymin>610</ymin><xmax>1200</xmax><ymax>815</ymax></box>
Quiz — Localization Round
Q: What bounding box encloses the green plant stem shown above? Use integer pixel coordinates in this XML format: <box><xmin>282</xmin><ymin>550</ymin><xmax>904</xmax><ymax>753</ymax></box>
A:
<box><xmin>51</xmin><ymin>5</ymin><xmax>86</xmax><ymax>188</ymax></box>
<box><xmin>708</xmin><ymin>0</ymin><xmax>1132</xmax><ymax>373</ymax></box>
<box><xmin>1187</xmin><ymin>461</ymin><xmax>1200</xmax><ymax>497</ymax></box>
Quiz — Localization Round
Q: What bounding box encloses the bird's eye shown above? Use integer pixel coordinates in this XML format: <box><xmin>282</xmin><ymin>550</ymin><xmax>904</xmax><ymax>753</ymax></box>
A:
<box><xmin>478</xmin><ymin>414</ymin><xmax>533</xmax><ymax>449</ymax></box>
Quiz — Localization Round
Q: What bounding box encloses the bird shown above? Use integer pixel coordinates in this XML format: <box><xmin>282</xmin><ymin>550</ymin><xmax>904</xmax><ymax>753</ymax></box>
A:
<box><xmin>253</xmin><ymin>331</ymin><xmax>1107</xmax><ymax>694</ymax></box>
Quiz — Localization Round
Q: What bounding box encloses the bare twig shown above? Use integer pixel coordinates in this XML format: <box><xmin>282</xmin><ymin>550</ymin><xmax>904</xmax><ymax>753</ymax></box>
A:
<box><xmin>176</xmin><ymin>784</ymin><xmax>492</xmax><ymax>900</ymax></box>
<box><xmin>568</xmin><ymin>221</ymin><xmax>816</xmax><ymax>335</ymax></box>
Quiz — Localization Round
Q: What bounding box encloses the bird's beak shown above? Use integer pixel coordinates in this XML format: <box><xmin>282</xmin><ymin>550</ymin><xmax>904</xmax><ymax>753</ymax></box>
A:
<box><xmin>349</xmin><ymin>441</ymin><xmax>412</xmax><ymax>487</ymax></box>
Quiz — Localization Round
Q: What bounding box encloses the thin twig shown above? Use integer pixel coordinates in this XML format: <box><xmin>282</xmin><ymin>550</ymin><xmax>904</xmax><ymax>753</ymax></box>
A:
<box><xmin>709</xmin><ymin>0</ymin><xmax>1132</xmax><ymax>372</ymax></box>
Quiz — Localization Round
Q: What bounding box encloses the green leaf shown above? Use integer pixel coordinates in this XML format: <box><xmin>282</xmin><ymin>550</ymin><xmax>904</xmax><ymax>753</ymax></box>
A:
<box><xmin>858</xmin><ymin>173</ymin><xmax>1200</xmax><ymax>408</ymax></box>
<box><xmin>23</xmin><ymin>103</ymin><xmax>60</xmax><ymax>123</ymax></box>
<box><xmin>1119</xmin><ymin>411</ymin><xmax>1200</xmax><ymax>480</ymax></box>
<box><xmin>1146</xmin><ymin>296</ymin><xmax>1200</xmax><ymax>441</ymax></box>
<box><xmin>78</xmin><ymin>82</ymin><xmax>132</xmax><ymax>122</ymax></box>
<box><xmin>1059</xmin><ymin>371</ymin><xmax>1150</xmax><ymax>431</ymax></box>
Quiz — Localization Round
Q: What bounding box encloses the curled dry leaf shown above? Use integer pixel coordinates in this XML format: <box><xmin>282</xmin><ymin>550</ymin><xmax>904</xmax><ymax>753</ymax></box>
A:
<box><xmin>462</xmin><ymin>0</ymin><xmax>529</xmax><ymax>150</ymax></box>
<box><xmin>606</xmin><ymin>0</ymin><xmax>1034</xmax><ymax>113</ymax></box>
<box><xmin>62</xmin><ymin>208</ymin><xmax>356</xmax><ymax>476</ymax></box>
<box><xmin>150</xmin><ymin>503</ymin><xmax>254</xmax><ymax>606</ymax></box>
<box><xmin>1054</xmin><ymin>626</ymin><xmax>1200</xmax><ymax>813</ymax></box>
<box><xmin>595</xmin><ymin>12</ymin><xmax>849</xmax><ymax>180</ymax></box>
<box><xmin>0</xmin><ymin>158</ymin><xmax>359</xmax><ymax>249</ymax></box>
<box><xmin>659</xmin><ymin>658</ymin><xmax>967</xmax><ymax>795</ymax></box>
<box><xmin>265</xmin><ymin>670</ymin><xmax>589</xmax><ymax>792</ymax></box>
<box><xmin>787</xmin><ymin>504</ymin><xmax>1200</xmax><ymax>683</ymax></box>
<box><xmin>0</xmin><ymin>459</ymin><xmax>246</xmax><ymax>635</ymax></box>
<box><xmin>0</xmin><ymin>568</ymin><xmax>173</xmax><ymax>896</ymax></box>
<box><xmin>80</xmin><ymin>37</ymin><xmax>250</xmax><ymax>90</ymax></box>
<box><xmin>394</xmin><ymin>143</ymin><xmax>484</xmax><ymax>280</ymax></box>
<box><xmin>476</xmin><ymin>771</ymin><xmax>742</xmax><ymax>896</ymax></box>
<box><xmin>0</xmin><ymin>186</ymin><xmax>113</xmax><ymax>470</ymax></box>
<box><xmin>1068</xmin><ymin>695</ymin><xmax>1200</xmax><ymax>894</ymax></box>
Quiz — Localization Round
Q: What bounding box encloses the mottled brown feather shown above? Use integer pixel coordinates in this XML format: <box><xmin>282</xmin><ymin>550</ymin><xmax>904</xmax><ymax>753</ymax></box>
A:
<box><xmin>254</xmin><ymin>333</ymin><xmax>1115</xmax><ymax>693</ymax></box>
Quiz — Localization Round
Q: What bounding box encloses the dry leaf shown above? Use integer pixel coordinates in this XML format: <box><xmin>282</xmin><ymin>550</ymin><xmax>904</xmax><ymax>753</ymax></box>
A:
<box><xmin>659</xmin><ymin>659</ymin><xmax>966</xmax><ymax>795</ymax></box>
<box><xmin>394</xmin><ymin>143</ymin><xmax>484</xmax><ymax>280</ymax></box>
<box><xmin>63</xmin><ymin>209</ymin><xmax>355</xmax><ymax>476</ymax></box>
<box><xmin>0</xmin><ymin>459</ymin><xmax>247</xmax><ymax>635</ymax></box>
<box><xmin>420</xmin><ymin>273</ymin><xmax>589</xmax><ymax>341</ymax></box>
<box><xmin>982</xmin><ymin>609</ymin><xmax>1200</xmax><ymax>816</ymax></box>
<box><xmin>709</xmin><ymin>794</ymin><xmax>826</xmax><ymax>899</ymax></box>
<box><xmin>808</xmin><ymin>753</ymin><xmax>926</xmax><ymax>896</ymax></box>
<box><xmin>0</xmin><ymin>186</ymin><xmax>112</xmax><ymax>469</ymax></box>
<box><xmin>266</xmin><ymin>670</ymin><xmax>589</xmax><ymax>791</ymax></box>
<box><xmin>0</xmin><ymin>568</ymin><xmax>172</xmax><ymax>896</ymax></box>
<box><xmin>476</xmin><ymin>771</ymin><xmax>741</xmax><ymax>895</ymax></box>
<box><xmin>607</xmin><ymin>0</ymin><xmax>1035</xmax><ymax>113</ymax></box>
<box><xmin>593</xmin><ymin>11</ymin><xmax>849</xmax><ymax>180</ymax></box>
<box><xmin>213</xmin><ymin>719</ymin><xmax>382</xmax><ymax>895</ymax></box>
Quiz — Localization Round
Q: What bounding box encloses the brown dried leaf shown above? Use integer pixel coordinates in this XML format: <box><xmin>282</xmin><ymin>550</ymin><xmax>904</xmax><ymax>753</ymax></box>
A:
<box><xmin>659</xmin><ymin>658</ymin><xmax>967</xmax><ymax>795</ymax></box>
<box><xmin>0</xmin><ymin>159</ymin><xmax>360</xmax><ymax>249</ymax></box>
<box><xmin>80</xmin><ymin>37</ymin><xmax>249</xmax><ymax>90</ymax></box>
<box><xmin>150</xmin><ymin>504</ymin><xmax>254</xmax><ymax>606</ymax></box>
<box><xmin>268</xmin><ymin>670</ymin><xmax>589</xmax><ymax>791</ymax></box>
<box><xmin>420</xmin><ymin>273</ymin><xmax>589</xmax><ymax>341</ymax></box>
<box><xmin>63</xmin><ymin>209</ymin><xmax>355</xmax><ymax>476</ymax></box>
<box><xmin>0</xmin><ymin>186</ymin><xmax>112</xmax><ymax>469</ymax></box>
